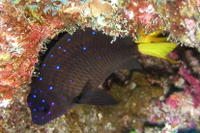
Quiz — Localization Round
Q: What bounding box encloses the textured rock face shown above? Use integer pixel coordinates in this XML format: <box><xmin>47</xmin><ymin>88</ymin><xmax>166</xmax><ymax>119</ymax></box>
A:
<box><xmin>0</xmin><ymin>0</ymin><xmax>200</xmax><ymax>132</ymax></box>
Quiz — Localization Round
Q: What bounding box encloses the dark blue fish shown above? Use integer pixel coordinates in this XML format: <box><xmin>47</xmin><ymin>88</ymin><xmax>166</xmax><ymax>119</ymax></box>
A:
<box><xmin>27</xmin><ymin>28</ymin><xmax>143</xmax><ymax>125</ymax></box>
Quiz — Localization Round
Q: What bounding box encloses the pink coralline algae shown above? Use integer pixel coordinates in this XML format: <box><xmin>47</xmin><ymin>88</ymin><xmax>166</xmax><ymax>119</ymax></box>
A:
<box><xmin>165</xmin><ymin>95</ymin><xmax>179</xmax><ymax>109</ymax></box>
<box><xmin>0</xmin><ymin>0</ymin><xmax>200</xmax><ymax>132</ymax></box>
<box><xmin>147</xmin><ymin>91</ymin><xmax>200</xmax><ymax>132</ymax></box>
<box><xmin>0</xmin><ymin>1</ymin><xmax>65</xmax><ymax>102</ymax></box>
<box><xmin>178</xmin><ymin>62</ymin><xmax>200</xmax><ymax>107</ymax></box>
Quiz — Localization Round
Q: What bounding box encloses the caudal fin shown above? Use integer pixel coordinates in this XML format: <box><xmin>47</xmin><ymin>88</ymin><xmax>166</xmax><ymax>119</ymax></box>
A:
<box><xmin>136</xmin><ymin>30</ymin><xmax>177</xmax><ymax>63</ymax></box>
<box><xmin>138</xmin><ymin>42</ymin><xmax>177</xmax><ymax>63</ymax></box>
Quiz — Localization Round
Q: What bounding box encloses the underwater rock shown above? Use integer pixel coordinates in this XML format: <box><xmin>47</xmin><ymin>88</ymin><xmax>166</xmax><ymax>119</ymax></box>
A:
<box><xmin>0</xmin><ymin>0</ymin><xmax>200</xmax><ymax>132</ymax></box>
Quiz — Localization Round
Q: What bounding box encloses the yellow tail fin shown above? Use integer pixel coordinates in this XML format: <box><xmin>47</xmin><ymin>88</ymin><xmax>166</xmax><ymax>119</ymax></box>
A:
<box><xmin>136</xmin><ymin>30</ymin><xmax>167</xmax><ymax>43</ymax></box>
<box><xmin>136</xmin><ymin>30</ymin><xmax>177</xmax><ymax>63</ymax></box>
<box><xmin>135</xmin><ymin>36</ymin><xmax>167</xmax><ymax>43</ymax></box>
<box><xmin>138</xmin><ymin>42</ymin><xmax>177</xmax><ymax>63</ymax></box>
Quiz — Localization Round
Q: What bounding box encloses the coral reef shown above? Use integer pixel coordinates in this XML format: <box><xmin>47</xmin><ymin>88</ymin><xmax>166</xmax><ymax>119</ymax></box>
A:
<box><xmin>0</xmin><ymin>0</ymin><xmax>200</xmax><ymax>132</ymax></box>
<box><xmin>138</xmin><ymin>47</ymin><xmax>200</xmax><ymax>132</ymax></box>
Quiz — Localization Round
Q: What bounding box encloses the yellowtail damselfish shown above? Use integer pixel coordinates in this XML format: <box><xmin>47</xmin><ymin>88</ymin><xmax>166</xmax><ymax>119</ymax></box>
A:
<box><xmin>27</xmin><ymin>28</ymin><xmax>177</xmax><ymax>125</ymax></box>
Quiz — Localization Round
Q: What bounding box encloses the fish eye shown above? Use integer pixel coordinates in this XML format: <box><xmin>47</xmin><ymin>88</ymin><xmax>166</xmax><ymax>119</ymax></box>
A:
<box><xmin>39</xmin><ymin>103</ymin><xmax>50</xmax><ymax>115</ymax></box>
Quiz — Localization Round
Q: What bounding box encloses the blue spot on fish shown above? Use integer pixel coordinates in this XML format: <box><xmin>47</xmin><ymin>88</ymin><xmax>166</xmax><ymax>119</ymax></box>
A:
<box><xmin>50</xmin><ymin>55</ymin><xmax>54</xmax><ymax>57</ymax></box>
<box><xmin>41</xmin><ymin>100</ymin><xmax>45</xmax><ymax>103</ymax></box>
<box><xmin>49</xmin><ymin>86</ymin><xmax>53</xmax><ymax>90</ymax></box>
<box><xmin>82</xmin><ymin>47</ymin><xmax>87</xmax><ymax>50</ymax></box>
<box><xmin>39</xmin><ymin>78</ymin><xmax>43</xmax><ymax>81</ymax></box>
<box><xmin>67</xmin><ymin>38</ymin><xmax>71</xmax><ymax>41</ymax></box>
<box><xmin>56</xmin><ymin>66</ymin><xmax>60</xmax><ymax>69</ymax></box>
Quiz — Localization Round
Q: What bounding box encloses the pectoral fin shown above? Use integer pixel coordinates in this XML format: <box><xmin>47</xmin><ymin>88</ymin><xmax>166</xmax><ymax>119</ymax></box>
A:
<box><xmin>73</xmin><ymin>81</ymin><xmax>118</xmax><ymax>106</ymax></box>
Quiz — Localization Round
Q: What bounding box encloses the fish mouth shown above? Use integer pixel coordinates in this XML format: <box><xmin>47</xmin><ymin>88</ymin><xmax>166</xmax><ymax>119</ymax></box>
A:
<box><xmin>27</xmin><ymin>93</ymin><xmax>50</xmax><ymax>125</ymax></box>
<box><xmin>30</xmin><ymin>105</ymin><xmax>52</xmax><ymax>125</ymax></box>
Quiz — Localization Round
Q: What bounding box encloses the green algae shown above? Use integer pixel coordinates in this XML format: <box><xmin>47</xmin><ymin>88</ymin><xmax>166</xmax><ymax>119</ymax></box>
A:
<box><xmin>25</xmin><ymin>5</ymin><xmax>45</xmax><ymax>23</ymax></box>
<box><xmin>10</xmin><ymin>0</ymin><xmax>22</xmax><ymax>5</ymax></box>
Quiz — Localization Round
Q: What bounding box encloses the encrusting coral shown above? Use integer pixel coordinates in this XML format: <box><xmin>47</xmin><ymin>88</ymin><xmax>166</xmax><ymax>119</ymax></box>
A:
<box><xmin>0</xmin><ymin>0</ymin><xmax>200</xmax><ymax>132</ymax></box>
